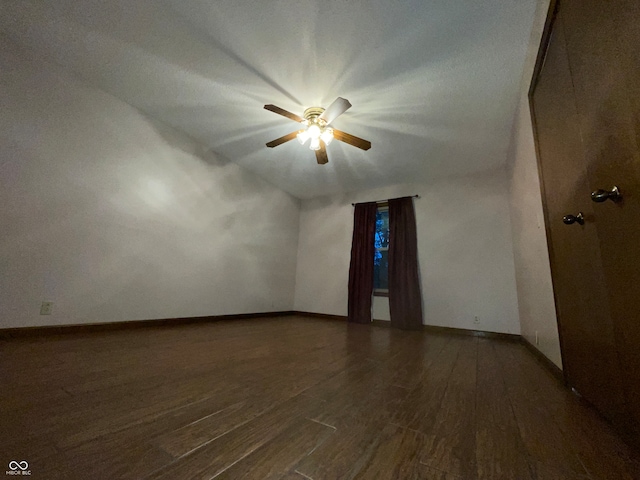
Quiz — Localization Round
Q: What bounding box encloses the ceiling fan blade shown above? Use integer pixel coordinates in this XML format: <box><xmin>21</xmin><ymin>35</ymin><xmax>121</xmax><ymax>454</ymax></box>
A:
<box><xmin>333</xmin><ymin>129</ymin><xmax>371</xmax><ymax>150</ymax></box>
<box><xmin>266</xmin><ymin>131</ymin><xmax>298</xmax><ymax>148</ymax></box>
<box><xmin>315</xmin><ymin>141</ymin><xmax>329</xmax><ymax>165</ymax></box>
<box><xmin>264</xmin><ymin>104</ymin><xmax>304</xmax><ymax>123</ymax></box>
<box><xmin>319</xmin><ymin>97</ymin><xmax>352</xmax><ymax>124</ymax></box>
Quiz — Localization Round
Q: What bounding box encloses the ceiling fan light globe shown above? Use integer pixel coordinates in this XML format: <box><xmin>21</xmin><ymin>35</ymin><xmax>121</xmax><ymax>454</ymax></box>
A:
<box><xmin>320</xmin><ymin>128</ymin><xmax>334</xmax><ymax>146</ymax></box>
<box><xmin>297</xmin><ymin>129</ymin><xmax>310</xmax><ymax>145</ymax></box>
<box><xmin>309</xmin><ymin>137</ymin><xmax>321</xmax><ymax>151</ymax></box>
<box><xmin>308</xmin><ymin>124</ymin><xmax>321</xmax><ymax>140</ymax></box>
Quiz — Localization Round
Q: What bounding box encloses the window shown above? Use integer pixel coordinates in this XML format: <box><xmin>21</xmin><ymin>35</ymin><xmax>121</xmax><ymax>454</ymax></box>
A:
<box><xmin>373</xmin><ymin>206</ymin><xmax>389</xmax><ymax>295</ymax></box>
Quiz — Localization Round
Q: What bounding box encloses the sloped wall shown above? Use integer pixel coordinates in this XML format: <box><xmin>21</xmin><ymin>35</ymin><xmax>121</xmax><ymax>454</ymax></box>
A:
<box><xmin>0</xmin><ymin>37</ymin><xmax>300</xmax><ymax>329</ymax></box>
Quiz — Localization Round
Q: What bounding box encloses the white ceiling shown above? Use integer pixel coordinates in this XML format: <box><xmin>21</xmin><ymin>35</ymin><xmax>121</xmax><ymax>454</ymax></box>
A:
<box><xmin>0</xmin><ymin>0</ymin><xmax>537</xmax><ymax>199</ymax></box>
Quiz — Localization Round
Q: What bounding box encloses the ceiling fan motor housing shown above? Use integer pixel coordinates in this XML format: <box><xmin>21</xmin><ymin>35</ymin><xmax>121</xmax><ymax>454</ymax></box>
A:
<box><xmin>303</xmin><ymin>106</ymin><xmax>326</xmax><ymax>125</ymax></box>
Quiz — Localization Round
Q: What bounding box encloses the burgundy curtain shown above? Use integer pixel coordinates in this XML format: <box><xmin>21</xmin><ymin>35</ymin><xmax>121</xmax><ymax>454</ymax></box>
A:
<box><xmin>348</xmin><ymin>202</ymin><xmax>377</xmax><ymax>324</ymax></box>
<box><xmin>388</xmin><ymin>197</ymin><xmax>423</xmax><ymax>329</ymax></box>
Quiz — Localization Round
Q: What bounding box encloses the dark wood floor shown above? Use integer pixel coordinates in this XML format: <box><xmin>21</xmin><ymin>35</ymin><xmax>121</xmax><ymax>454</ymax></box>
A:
<box><xmin>1</xmin><ymin>316</ymin><xmax>639</xmax><ymax>479</ymax></box>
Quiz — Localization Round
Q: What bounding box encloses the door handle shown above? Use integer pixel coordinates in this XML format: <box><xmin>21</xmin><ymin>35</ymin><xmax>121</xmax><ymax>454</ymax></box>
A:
<box><xmin>591</xmin><ymin>186</ymin><xmax>621</xmax><ymax>203</ymax></box>
<box><xmin>563</xmin><ymin>212</ymin><xmax>585</xmax><ymax>225</ymax></box>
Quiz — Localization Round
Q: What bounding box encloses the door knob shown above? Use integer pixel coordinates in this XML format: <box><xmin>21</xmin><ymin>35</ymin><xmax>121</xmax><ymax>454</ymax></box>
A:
<box><xmin>591</xmin><ymin>186</ymin><xmax>621</xmax><ymax>203</ymax></box>
<box><xmin>563</xmin><ymin>212</ymin><xmax>585</xmax><ymax>225</ymax></box>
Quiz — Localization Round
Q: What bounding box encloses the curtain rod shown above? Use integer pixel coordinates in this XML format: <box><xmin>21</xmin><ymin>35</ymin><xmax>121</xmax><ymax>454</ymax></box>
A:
<box><xmin>351</xmin><ymin>194</ymin><xmax>420</xmax><ymax>206</ymax></box>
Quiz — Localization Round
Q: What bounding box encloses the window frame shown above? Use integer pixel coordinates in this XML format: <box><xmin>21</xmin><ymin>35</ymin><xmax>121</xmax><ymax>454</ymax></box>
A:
<box><xmin>373</xmin><ymin>203</ymin><xmax>389</xmax><ymax>297</ymax></box>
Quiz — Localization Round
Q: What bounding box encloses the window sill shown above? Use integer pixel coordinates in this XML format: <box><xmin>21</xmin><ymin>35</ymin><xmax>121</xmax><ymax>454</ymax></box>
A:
<box><xmin>373</xmin><ymin>290</ymin><xmax>389</xmax><ymax>297</ymax></box>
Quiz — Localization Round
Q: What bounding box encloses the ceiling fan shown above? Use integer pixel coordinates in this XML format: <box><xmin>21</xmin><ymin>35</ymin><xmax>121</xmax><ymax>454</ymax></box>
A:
<box><xmin>264</xmin><ymin>97</ymin><xmax>371</xmax><ymax>165</ymax></box>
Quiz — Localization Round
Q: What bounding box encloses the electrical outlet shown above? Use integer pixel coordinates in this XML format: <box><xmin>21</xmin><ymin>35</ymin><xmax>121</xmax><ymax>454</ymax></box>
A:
<box><xmin>473</xmin><ymin>316</ymin><xmax>479</xmax><ymax>324</ymax></box>
<box><xmin>40</xmin><ymin>301</ymin><xmax>53</xmax><ymax>315</ymax></box>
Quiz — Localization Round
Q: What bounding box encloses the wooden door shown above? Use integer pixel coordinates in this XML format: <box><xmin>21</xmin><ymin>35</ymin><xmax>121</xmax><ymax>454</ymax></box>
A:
<box><xmin>530</xmin><ymin>9</ymin><xmax>628</xmax><ymax>424</ymax></box>
<box><xmin>561</xmin><ymin>0</ymin><xmax>640</xmax><ymax>435</ymax></box>
<box><xmin>532</xmin><ymin>0</ymin><xmax>640</xmax><ymax>441</ymax></box>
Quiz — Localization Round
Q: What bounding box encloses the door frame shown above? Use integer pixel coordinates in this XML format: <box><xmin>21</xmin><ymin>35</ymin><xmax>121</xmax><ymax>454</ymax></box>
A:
<box><xmin>527</xmin><ymin>0</ymin><xmax>567</xmax><ymax>384</ymax></box>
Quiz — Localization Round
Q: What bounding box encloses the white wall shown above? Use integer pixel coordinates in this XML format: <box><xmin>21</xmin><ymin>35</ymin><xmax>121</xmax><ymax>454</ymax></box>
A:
<box><xmin>506</xmin><ymin>0</ymin><xmax>563</xmax><ymax>368</ymax></box>
<box><xmin>294</xmin><ymin>170</ymin><xmax>521</xmax><ymax>334</ymax></box>
<box><xmin>0</xmin><ymin>37</ymin><xmax>300</xmax><ymax>329</ymax></box>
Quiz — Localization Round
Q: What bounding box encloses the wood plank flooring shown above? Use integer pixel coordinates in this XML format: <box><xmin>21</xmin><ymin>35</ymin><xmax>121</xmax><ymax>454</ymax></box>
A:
<box><xmin>1</xmin><ymin>315</ymin><xmax>639</xmax><ymax>479</ymax></box>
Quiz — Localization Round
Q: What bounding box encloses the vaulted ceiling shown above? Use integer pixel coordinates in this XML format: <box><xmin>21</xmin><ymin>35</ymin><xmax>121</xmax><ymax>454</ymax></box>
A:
<box><xmin>0</xmin><ymin>0</ymin><xmax>537</xmax><ymax>199</ymax></box>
